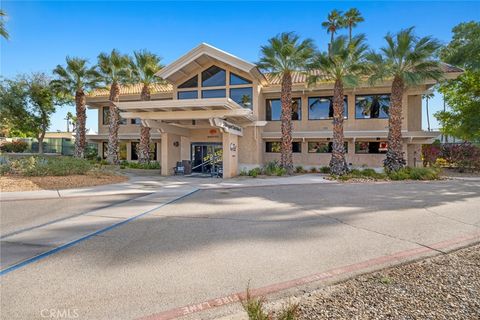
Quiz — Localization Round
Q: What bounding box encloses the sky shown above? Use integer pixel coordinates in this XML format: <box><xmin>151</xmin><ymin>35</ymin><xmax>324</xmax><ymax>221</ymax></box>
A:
<box><xmin>1</xmin><ymin>1</ymin><xmax>479</xmax><ymax>133</ymax></box>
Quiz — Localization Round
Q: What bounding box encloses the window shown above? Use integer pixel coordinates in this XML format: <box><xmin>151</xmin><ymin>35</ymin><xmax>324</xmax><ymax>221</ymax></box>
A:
<box><xmin>131</xmin><ymin>118</ymin><xmax>142</xmax><ymax>125</ymax></box>
<box><xmin>265</xmin><ymin>141</ymin><xmax>302</xmax><ymax>153</ymax></box>
<box><xmin>102</xmin><ymin>141</ymin><xmax>127</xmax><ymax>160</ymax></box>
<box><xmin>178</xmin><ymin>90</ymin><xmax>198</xmax><ymax>100</ymax></box>
<box><xmin>149</xmin><ymin>142</ymin><xmax>157</xmax><ymax>161</ymax></box>
<box><xmin>230</xmin><ymin>87</ymin><xmax>253</xmax><ymax>109</ymax></box>
<box><xmin>230</xmin><ymin>72</ymin><xmax>252</xmax><ymax>85</ymax></box>
<box><xmin>102</xmin><ymin>142</ymin><xmax>108</xmax><ymax>159</ymax></box>
<box><xmin>202</xmin><ymin>65</ymin><xmax>226</xmax><ymax>87</ymax></box>
<box><xmin>131</xmin><ymin>142</ymin><xmax>139</xmax><ymax>160</ymax></box>
<box><xmin>355</xmin><ymin>141</ymin><xmax>388</xmax><ymax>154</ymax></box>
<box><xmin>102</xmin><ymin>107</ymin><xmax>127</xmax><ymax>125</ymax></box>
<box><xmin>308</xmin><ymin>96</ymin><xmax>348</xmax><ymax>120</ymax></box>
<box><xmin>355</xmin><ymin>94</ymin><xmax>390</xmax><ymax>119</ymax></box>
<box><xmin>178</xmin><ymin>75</ymin><xmax>198</xmax><ymax>88</ymax></box>
<box><xmin>308</xmin><ymin>141</ymin><xmax>348</xmax><ymax>153</ymax></box>
<box><xmin>202</xmin><ymin>89</ymin><xmax>226</xmax><ymax>98</ymax></box>
<box><xmin>266</xmin><ymin>98</ymin><xmax>301</xmax><ymax>121</ymax></box>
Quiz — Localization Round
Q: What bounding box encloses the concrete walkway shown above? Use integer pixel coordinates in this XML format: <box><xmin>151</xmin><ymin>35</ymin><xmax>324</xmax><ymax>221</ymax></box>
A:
<box><xmin>1</xmin><ymin>177</ymin><xmax>479</xmax><ymax>320</ymax></box>
<box><xmin>0</xmin><ymin>174</ymin><xmax>331</xmax><ymax>272</ymax></box>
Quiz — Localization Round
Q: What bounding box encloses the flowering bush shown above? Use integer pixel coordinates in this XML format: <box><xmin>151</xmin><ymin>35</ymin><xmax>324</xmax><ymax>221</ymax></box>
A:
<box><xmin>441</xmin><ymin>143</ymin><xmax>480</xmax><ymax>172</ymax></box>
<box><xmin>0</xmin><ymin>140</ymin><xmax>28</xmax><ymax>153</ymax></box>
<box><xmin>422</xmin><ymin>144</ymin><xmax>441</xmax><ymax>167</ymax></box>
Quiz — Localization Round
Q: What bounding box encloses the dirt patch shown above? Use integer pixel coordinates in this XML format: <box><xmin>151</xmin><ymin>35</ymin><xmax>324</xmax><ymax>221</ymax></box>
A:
<box><xmin>295</xmin><ymin>245</ymin><xmax>480</xmax><ymax>319</ymax></box>
<box><xmin>0</xmin><ymin>174</ymin><xmax>128</xmax><ymax>192</ymax></box>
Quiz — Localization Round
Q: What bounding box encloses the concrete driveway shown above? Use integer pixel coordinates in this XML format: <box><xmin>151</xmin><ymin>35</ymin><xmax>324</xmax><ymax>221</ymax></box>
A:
<box><xmin>1</xmin><ymin>177</ymin><xmax>479</xmax><ymax>320</ymax></box>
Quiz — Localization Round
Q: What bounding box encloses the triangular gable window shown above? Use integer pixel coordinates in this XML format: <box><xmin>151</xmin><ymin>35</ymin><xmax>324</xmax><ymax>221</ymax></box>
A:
<box><xmin>178</xmin><ymin>75</ymin><xmax>198</xmax><ymax>88</ymax></box>
<box><xmin>230</xmin><ymin>72</ymin><xmax>252</xmax><ymax>85</ymax></box>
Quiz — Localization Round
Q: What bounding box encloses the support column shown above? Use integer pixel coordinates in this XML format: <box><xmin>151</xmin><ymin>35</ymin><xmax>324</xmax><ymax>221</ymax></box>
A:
<box><xmin>222</xmin><ymin>132</ymin><xmax>238</xmax><ymax>179</ymax></box>
<box><xmin>161</xmin><ymin>133</ymin><xmax>181</xmax><ymax>176</ymax></box>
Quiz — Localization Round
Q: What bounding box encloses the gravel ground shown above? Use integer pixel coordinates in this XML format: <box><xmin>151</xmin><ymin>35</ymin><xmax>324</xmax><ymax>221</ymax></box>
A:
<box><xmin>296</xmin><ymin>245</ymin><xmax>480</xmax><ymax>320</ymax></box>
<box><xmin>0</xmin><ymin>174</ymin><xmax>127</xmax><ymax>192</ymax></box>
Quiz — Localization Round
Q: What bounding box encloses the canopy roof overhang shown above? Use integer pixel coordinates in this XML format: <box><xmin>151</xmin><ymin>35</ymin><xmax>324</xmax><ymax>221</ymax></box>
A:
<box><xmin>156</xmin><ymin>43</ymin><xmax>267</xmax><ymax>85</ymax></box>
<box><xmin>116</xmin><ymin>98</ymin><xmax>256</xmax><ymax>124</ymax></box>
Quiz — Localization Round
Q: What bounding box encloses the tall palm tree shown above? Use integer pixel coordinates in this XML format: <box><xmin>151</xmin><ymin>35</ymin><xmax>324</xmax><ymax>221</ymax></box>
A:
<box><xmin>422</xmin><ymin>92</ymin><xmax>434</xmax><ymax>131</ymax></box>
<box><xmin>130</xmin><ymin>50</ymin><xmax>163</xmax><ymax>163</ymax></box>
<box><xmin>343</xmin><ymin>8</ymin><xmax>364</xmax><ymax>43</ymax></box>
<box><xmin>367</xmin><ymin>27</ymin><xmax>442</xmax><ymax>172</ymax></box>
<box><xmin>258</xmin><ymin>32</ymin><xmax>315</xmax><ymax>174</ymax></box>
<box><xmin>322</xmin><ymin>10</ymin><xmax>344</xmax><ymax>56</ymax></box>
<box><xmin>97</xmin><ymin>49</ymin><xmax>132</xmax><ymax>164</ymax></box>
<box><xmin>51</xmin><ymin>57</ymin><xmax>100</xmax><ymax>158</ymax></box>
<box><xmin>0</xmin><ymin>10</ymin><xmax>8</xmax><ymax>40</ymax></box>
<box><xmin>309</xmin><ymin>35</ymin><xmax>369</xmax><ymax>175</ymax></box>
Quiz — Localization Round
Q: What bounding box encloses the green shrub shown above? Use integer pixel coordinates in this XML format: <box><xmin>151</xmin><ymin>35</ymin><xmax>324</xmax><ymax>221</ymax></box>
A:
<box><xmin>319</xmin><ymin>166</ymin><xmax>331</xmax><ymax>174</ymax></box>
<box><xmin>295</xmin><ymin>166</ymin><xmax>305</xmax><ymax>173</ymax></box>
<box><xmin>239</xmin><ymin>169</ymin><xmax>248</xmax><ymax>176</ymax></box>
<box><xmin>310</xmin><ymin>167</ymin><xmax>318</xmax><ymax>173</ymax></box>
<box><xmin>0</xmin><ymin>140</ymin><xmax>28</xmax><ymax>153</ymax></box>
<box><xmin>240</xmin><ymin>285</ymin><xmax>299</xmax><ymax>320</ymax></box>
<box><xmin>387</xmin><ymin>167</ymin><xmax>440</xmax><ymax>180</ymax></box>
<box><xmin>263</xmin><ymin>160</ymin><xmax>281</xmax><ymax>176</ymax></box>
<box><xmin>120</xmin><ymin>161</ymin><xmax>161</xmax><ymax>170</ymax></box>
<box><xmin>248</xmin><ymin>167</ymin><xmax>261</xmax><ymax>178</ymax></box>
<box><xmin>3</xmin><ymin>156</ymin><xmax>93</xmax><ymax>176</ymax></box>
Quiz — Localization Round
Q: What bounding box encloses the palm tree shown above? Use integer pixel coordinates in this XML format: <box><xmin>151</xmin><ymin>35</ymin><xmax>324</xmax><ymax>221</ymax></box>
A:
<box><xmin>130</xmin><ymin>50</ymin><xmax>163</xmax><ymax>163</ymax></box>
<box><xmin>258</xmin><ymin>32</ymin><xmax>315</xmax><ymax>174</ymax></box>
<box><xmin>0</xmin><ymin>10</ymin><xmax>8</xmax><ymax>40</ymax></box>
<box><xmin>343</xmin><ymin>8</ymin><xmax>364</xmax><ymax>42</ymax></box>
<box><xmin>367</xmin><ymin>27</ymin><xmax>443</xmax><ymax>172</ymax></box>
<box><xmin>97</xmin><ymin>49</ymin><xmax>132</xmax><ymax>164</ymax></box>
<box><xmin>322</xmin><ymin>10</ymin><xmax>344</xmax><ymax>55</ymax></box>
<box><xmin>52</xmin><ymin>57</ymin><xmax>100</xmax><ymax>158</ymax></box>
<box><xmin>422</xmin><ymin>92</ymin><xmax>434</xmax><ymax>131</ymax></box>
<box><xmin>309</xmin><ymin>35</ymin><xmax>369</xmax><ymax>175</ymax></box>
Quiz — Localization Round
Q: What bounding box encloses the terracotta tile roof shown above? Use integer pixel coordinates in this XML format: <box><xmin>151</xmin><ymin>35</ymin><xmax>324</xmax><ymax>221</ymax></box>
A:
<box><xmin>440</xmin><ymin>63</ymin><xmax>464</xmax><ymax>73</ymax></box>
<box><xmin>88</xmin><ymin>83</ymin><xmax>173</xmax><ymax>98</ymax></box>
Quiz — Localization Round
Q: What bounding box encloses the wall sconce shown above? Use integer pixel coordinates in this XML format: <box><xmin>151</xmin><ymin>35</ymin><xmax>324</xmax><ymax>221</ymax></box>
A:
<box><xmin>230</xmin><ymin>143</ymin><xmax>237</xmax><ymax>151</ymax></box>
<box><xmin>173</xmin><ymin>141</ymin><xmax>179</xmax><ymax>147</ymax></box>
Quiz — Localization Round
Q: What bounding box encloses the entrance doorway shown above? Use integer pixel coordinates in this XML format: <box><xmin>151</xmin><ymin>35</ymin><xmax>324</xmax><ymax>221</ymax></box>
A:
<box><xmin>191</xmin><ymin>143</ymin><xmax>222</xmax><ymax>174</ymax></box>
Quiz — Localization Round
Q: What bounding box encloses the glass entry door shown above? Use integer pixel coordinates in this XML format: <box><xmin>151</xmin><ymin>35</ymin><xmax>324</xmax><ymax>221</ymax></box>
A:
<box><xmin>191</xmin><ymin>143</ymin><xmax>222</xmax><ymax>173</ymax></box>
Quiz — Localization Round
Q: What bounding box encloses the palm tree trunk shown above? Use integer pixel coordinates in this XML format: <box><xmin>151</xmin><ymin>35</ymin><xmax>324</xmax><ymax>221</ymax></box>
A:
<box><xmin>329</xmin><ymin>31</ymin><xmax>334</xmax><ymax>56</ymax></box>
<box><xmin>384</xmin><ymin>76</ymin><xmax>407</xmax><ymax>172</ymax></box>
<box><xmin>107</xmin><ymin>82</ymin><xmax>121</xmax><ymax>164</ymax></box>
<box><xmin>349</xmin><ymin>25</ymin><xmax>352</xmax><ymax>43</ymax></box>
<box><xmin>329</xmin><ymin>79</ymin><xmax>348</xmax><ymax>175</ymax></box>
<box><xmin>426</xmin><ymin>98</ymin><xmax>431</xmax><ymax>131</ymax></box>
<box><xmin>138</xmin><ymin>85</ymin><xmax>151</xmax><ymax>164</ymax></box>
<box><xmin>74</xmin><ymin>90</ymin><xmax>87</xmax><ymax>158</ymax></box>
<box><xmin>280</xmin><ymin>72</ymin><xmax>293</xmax><ymax>174</ymax></box>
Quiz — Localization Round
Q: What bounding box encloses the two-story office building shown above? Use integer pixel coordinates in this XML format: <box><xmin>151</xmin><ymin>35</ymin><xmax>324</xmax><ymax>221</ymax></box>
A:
<box><xmin>86</xmin><ymin>43</ymin><xmax>462</xmax><ymax>178</ymax></box>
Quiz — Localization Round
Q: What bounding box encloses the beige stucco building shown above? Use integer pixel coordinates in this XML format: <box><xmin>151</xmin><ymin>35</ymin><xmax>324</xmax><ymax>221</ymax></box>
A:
<box><xmin>86</xmin><ymin>43</ymin><xmax>462</xmax><ymax>178</ymax></box>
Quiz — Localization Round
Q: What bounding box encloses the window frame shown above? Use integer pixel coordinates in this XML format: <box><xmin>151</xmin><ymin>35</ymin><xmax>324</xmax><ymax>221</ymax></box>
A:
<box><xmin>355</xmin><ymin>94</ymin><xmax>391</xmax><ymax>120</ymax></box>
<box><xmin>265</xmin><ymin>141</ymin><xmax>302</xmax><ymax>153</ymax></box>
<box><xmin>307</xmin><ymin>96</ymin><xmax>348</xmax><ymax>120</ymax></box>
<box><xmin>266</xmin><ymin>97</ymin><xmax>302</xmax><ymax>121</ymax></box>
<box><xmin>308</xmin><ymin>141</ymin><xmax>348</xmax><ymax>153</ymax></box>
<box><xmin>354</xmin><ymin>141</ymin><xmax>389</xmax><ymax>154</ymax></box>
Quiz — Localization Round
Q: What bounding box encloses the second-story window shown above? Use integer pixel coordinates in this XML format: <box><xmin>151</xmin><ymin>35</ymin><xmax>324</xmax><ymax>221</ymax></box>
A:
<box><xmin>355</xmin><ymin>94</ymin><xmax>390</xmax><ymax>119</ymax></box>
<box><xmin>178</xmin><ymin>90</ymin><xmax>198</xmax><ymax>100</ymax></box>
<box><xmin>308</xmin><ymin>96</ymin><xmax>348</xmax><ymax>120</ymax></box>
<box><xmin>202</xmin><ymin>66</ymin><xmax>226</xmax><ymax>87</ymax></box>
<box><xmin>266</xmin><ymin>98</ymin><xmax>301</xmax><ymax>121</ymax></box>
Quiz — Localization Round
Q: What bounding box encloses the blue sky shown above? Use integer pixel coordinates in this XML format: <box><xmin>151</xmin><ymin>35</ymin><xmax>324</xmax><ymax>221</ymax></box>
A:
<box><xmin>1</xmin><ymin>1</ymin><xmax>479</xmax><ymax>132</ymax></box>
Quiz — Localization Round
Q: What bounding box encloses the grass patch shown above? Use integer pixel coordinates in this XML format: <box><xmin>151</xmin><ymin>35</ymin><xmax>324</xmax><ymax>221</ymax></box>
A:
<box><xmin>331</xmin><ymin>167</ymin><xmax>441</xmax><ymax>181</ymax></box>
<box><xmin>241</xmin><ymin>285</ymin><xmax>299</xmax><ymax>320</ymax></box>
<box><xmin>1</xmin><ymin>156</ymin><xmax>93</xmax><ymax>176</ymax></box>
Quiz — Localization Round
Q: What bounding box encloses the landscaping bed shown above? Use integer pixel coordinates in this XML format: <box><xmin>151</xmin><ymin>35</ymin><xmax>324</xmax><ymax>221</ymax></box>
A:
<box><xmin>0</xmin><ymin>155</ymin><xmax>128</xmax><ymax>192</ymax></box>
<box><xmin>0</xmin><ymin>174</ymin><xmax>127</xmax><ymax>192</ymax></box>
<box><xmin>295</xmin><ymin>244</ymin><xmax>480</xmax><ymax>319</ymax></box>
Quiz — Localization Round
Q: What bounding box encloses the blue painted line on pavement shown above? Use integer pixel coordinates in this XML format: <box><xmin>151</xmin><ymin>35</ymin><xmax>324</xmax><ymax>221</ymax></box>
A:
<box><xmin>0</xmin><ymin>189</ymin><xmax>198</xmax><ymax>276</ymax></box>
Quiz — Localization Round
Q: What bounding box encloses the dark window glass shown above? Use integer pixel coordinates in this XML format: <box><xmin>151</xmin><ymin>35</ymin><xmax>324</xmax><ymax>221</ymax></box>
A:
<box><xmin>131</xmin><ymin>142</ymin><xmax>139</xmax><ymax>160</ymax></box>
<box><xmin>178</xmin><ymin>75</ymin><xmax>198</xmax><ymax>88</ymax></box>
<box><xmin>178</xmin><ymin>90</ymin><xmax>198</xmax><ymax>99</ymax></box>
<box><xmin>119</xmin><ymin>142</ymin><xmax>127</xmax><ymax>160</ymax></box>
<box><xmin>102</xmin><ymin>142</ymin><xmax>108</xmax><ymax>159</ymax></box>
<box><xmin>355</xmin><ymin>94</ymin><xmax>390</xmax><ymax>119</ymax></box>
<box><xmin>102</xmin><ymin>107</ymin><xmax>109</xmax><ymax>125</ymax></box>
<box><xmin>131</xmin><ymin>118</ymin><xmax>141</xmax><ymax>125</ymax></box>
<box><xmin>355</xmin><ymin>141</ymin><xmax>388</xmax><ymax>154</ymax></box>
<box><xmin>266</xmin><ymin>98</ymin><xmax>301</xmax><ymax>121</ymax></box>
<box><xmin>201</xmin><ymin>89</ymin><xmax>226</xmax><ymax>98</ymax></box>
<box><xmin>308</xmin><ymin>96</ymin><xmax>348</xmax><ymax>120</ymax></box>
<box><xmin>266</xmin><ymin>141</ymin><xmax>301</xmax><ymax>153</ymax></box>
<box><xmin>230</xmin><ymin>87</ymin><xmax>253</xmax><ymax>109</ymax></box>
<box><xmin>202</xmin><ymin>65</ymin><xmax>226</xmax><ymax>87</ymax></box>
<box><xmin>149</xmin><ymin>142</ymin><xmax>157</xmax><ymax>161</ymax></box>
<box><xmin>308</xmin><ymin>142</ymin><xmax>348</xmax><ymax>153</ymax></box>
<box><xmin>230</xmin><ymin>72</ymin><xmax>252</xmax><ymax>85</ymax></box>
